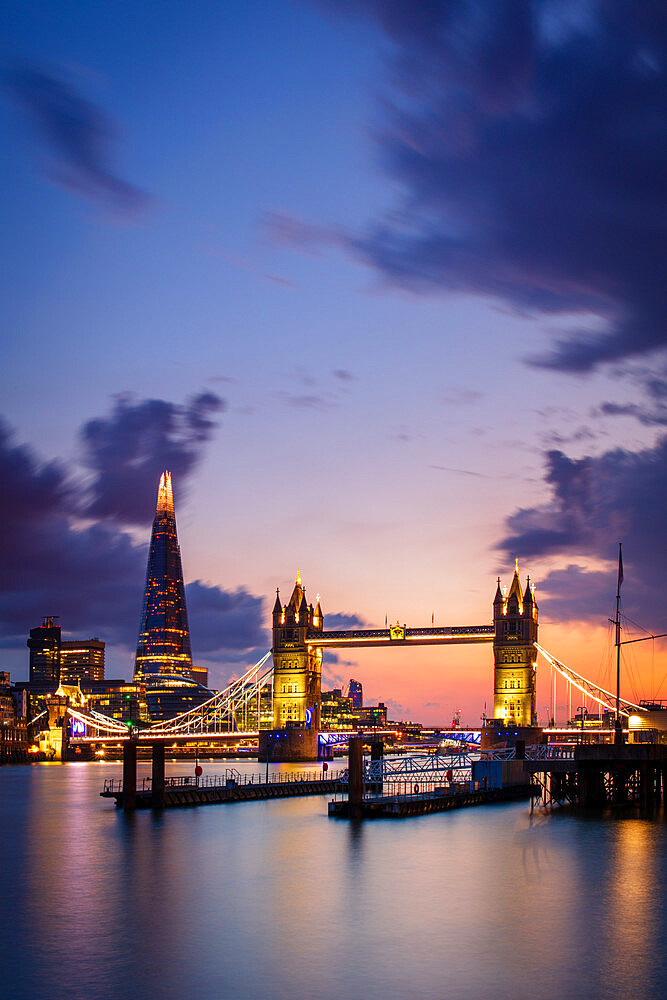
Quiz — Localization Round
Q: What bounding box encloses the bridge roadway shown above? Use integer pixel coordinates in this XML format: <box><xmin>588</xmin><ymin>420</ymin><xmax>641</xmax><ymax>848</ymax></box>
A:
<box><xmin>71</xmin><ymin>730</ymin><xmax>261</xmax><ymax>746</ymax></box>
<box><xmin>69</xmin><ymin>727</ymin><xmax>405</xmax><ymax>746</ymax></box>
<box><xmin>306</xmin><ymin>625</ymin><xmax>494</xmax><ymax>648</ymax></box>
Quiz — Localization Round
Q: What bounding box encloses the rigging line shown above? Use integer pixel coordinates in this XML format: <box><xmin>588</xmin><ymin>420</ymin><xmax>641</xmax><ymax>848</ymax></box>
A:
<box><xmin>624</xmin><ymin>641</ymin><xmax>642</xmax><ymax>704</ymax></box>
<box><xmin>654</xmin><ymin>666</ymin><xmax>667</xmax><ymax>700</ymax></box>
<box><xmin>535</xmin><ymin>644</ymin><xmax>643</xmax><ymax>712</ymax></box>
<box><xmin>601</xmin><ymin>621</ymin><xmax>614</xmax><ymax>692</ymax></box>
<box><xmin>619</xmin><ymin>610</ymin><xmax>657</xmax><ymax>636</ymax></box>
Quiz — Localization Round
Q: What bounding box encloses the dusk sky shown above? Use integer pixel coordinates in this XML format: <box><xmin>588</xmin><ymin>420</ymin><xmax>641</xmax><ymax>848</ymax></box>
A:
<box><xmin>2</xmin><ymin>1</ymin><xmax>665</xmax><ymax>725</ymax></box>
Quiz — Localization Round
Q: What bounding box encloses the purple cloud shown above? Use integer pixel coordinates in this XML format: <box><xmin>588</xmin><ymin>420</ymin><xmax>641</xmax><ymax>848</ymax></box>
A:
<box><xmin>81</xmin><ymin>391</ymin><xmax>225</xmax><ymax>525</ymax></box>
<box><xmin>0</xmin><ymin>420</ymin><xmax>145</xmax><ymax>647</ymax></box>
<box><xmin>499</xmin><ymin>436</ymin><xmax>667</xmax><ymax>624</ymax></box>
<box><xmin>6</xmin><ymin>64</ymin><xmax>150</xmax><ymax>213</ymax></box>
<box><xmin>0</xmin><ymin>400</ymin><xmax>267</xmax><ymax>685</ymax></box>
<box><xmin>311</xmin><ymin>1</ymin><xmax>667</xmax><ymax>372</ymax></box>
<box><xmin>186</xmin><ymin>581</ymin><xmax>268</xmax><ymax>658</ymax></box>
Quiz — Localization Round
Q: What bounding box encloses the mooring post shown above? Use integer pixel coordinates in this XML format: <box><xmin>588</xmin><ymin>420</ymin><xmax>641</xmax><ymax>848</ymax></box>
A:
<box><xmin>348</xmin><ymin>736</ymin><xmax>363</xmax><ymax>819</ymax></box>
<box><xmin>122</xmin><ymin>738</ymin><xmax>137</xmax><ymax>812</ymax></box>
<box><xmin>151</xmin><ymin>742</ymin><xmax>165</xmax><ymax>809</ymax></box>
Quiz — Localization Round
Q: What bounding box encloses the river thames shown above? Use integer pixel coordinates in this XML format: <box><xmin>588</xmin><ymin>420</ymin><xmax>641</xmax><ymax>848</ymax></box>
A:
<box><xmin>2</xmin><ymin>760</ymin><xmax>666</xmax><ymax>1000</ymax></box>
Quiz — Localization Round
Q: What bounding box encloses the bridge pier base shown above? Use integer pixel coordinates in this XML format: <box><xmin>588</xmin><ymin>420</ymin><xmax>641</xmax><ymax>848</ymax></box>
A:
<box><xmin>151</xmin><ymin>743</ymin><xmax>165</xmax><ymax>809</ymax></box>
<box><xmin>122</xmin><ymin>740</ymin><xmax>137</xmax><ymax>812</ymax></box>
<box><xmin>258</xmin><ymin>727</ymin><xmax>318</xmax><ymax>762</ymax></box>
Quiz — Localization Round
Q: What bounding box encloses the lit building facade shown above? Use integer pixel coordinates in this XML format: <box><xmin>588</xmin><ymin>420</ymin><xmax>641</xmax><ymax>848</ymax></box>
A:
<box><xmin>346</xmin><ymin>678</ymin><xmax>363</xmax><ymax>709</ymax></box>
<box><xmin>321</xmin><ymin>689</ymin><xmax>357</xmax><ymax>730</ymax></box>
<box><xmin>134</xmin><ymin>471</ymin><xmax>193</xmax><ymax>678</ymax></box>
<box><xmin>82</xmin><ymin>680</ymin><xmax>148</xmax><ymax>724</ymax></box>
<box><xmin>493</xmin><ymin>563</ymin><xmax>538</xmax><ymax>726</ymax></box>
<box><xmin>60</xmin><ymin>639</ymin><xmax>105</xmax><ymax>683</ymax></box>
<box><xmin>27</xmin><ymin>617</ymin><xmax>61</xmax><ymax>685</ymax></box>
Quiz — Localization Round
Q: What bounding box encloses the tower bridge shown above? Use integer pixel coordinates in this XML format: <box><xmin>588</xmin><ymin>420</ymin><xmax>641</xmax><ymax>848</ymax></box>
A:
<box><xmin>264</xmin><ymin>562</ymin><xmax>538</xmax><ymax>760</ymax></box>
<box><xmin>64</xmin><ymin>560</ymin><xmax>650</xmax><ymax>768</ymax></box>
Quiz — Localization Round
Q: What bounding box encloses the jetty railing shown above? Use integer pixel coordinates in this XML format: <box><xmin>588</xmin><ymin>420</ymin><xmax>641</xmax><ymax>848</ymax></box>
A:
<box><xmin>103</xmin><ymin>766</ymin><xmax>346</xmax><ymax>794</ymax></box>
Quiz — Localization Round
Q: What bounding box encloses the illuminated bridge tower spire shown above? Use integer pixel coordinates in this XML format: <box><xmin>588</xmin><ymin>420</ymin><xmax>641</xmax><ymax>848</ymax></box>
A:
<box><xmin>259</xmin><ymin>574</ymin><xmax>323</xmax><ymax>761</ymax></box>
<box><xmin>493</xmin><ymin>562</ymin><xmax>538</xmax><ymax>727</ymax></box>
<box><xmin>271</xmin><ymin>573</ymin><xmax>322</xmax><ymax>730</ymax></box>
<box><xmin>134</xmin><ymin>471</ymin><xmax>193</xmax><ymax>678</ymax></box>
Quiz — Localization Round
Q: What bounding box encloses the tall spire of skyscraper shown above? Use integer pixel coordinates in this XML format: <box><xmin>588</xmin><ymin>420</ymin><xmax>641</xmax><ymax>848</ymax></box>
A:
<box><xmin>134</xmin><ymin>470</ymin><xmax>193</xmax><ymax>678</ymax></box>
<box><xmin>156</xmin><ymin>470</ymin><xmax>175</xmax><ymax>517</ymax></box>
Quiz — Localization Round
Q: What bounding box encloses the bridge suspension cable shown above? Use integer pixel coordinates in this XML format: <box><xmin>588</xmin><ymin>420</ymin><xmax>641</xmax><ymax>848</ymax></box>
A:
<box><xmin>145</xmin><ymin>651</ymin><xmax>273</xmax><ymax>736</ymax></box>
<box><xmin>65</xmin><ymin>651</ymin><xmax>274</xmax><ymax>740</ymax></box>
<box><xmin>534</xmin><ymin>643</ymin><xmax>644</xmax><ymax>717</ymax></box>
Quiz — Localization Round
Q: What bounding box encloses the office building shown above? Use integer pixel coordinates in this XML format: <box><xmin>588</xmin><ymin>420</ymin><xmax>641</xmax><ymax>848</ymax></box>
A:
<box><xmin>27</xmin><ymin>617</ymin><xmax>61</xmax><ymax>685</ymax></box>
<box><xmin>60</xmin><ymin>638</ymin><xmax>105</xmax><ymax>683</ymax></box>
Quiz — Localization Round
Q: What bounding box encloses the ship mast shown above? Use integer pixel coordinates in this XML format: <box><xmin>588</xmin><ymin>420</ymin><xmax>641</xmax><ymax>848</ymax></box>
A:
<box><xmin>614</xmin><ymin>542</ymin><xmax>623</xmax><ymax>745</ymax></box>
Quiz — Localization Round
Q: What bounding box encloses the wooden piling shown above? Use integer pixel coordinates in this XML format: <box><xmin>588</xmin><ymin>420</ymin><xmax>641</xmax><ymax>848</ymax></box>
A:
<box><xmin>348</xmin><ymin>737</ymin><xmax>363</xmax><ymax>819</ymax></box>
<box><xmin>122</xmin><ymin>740</ymin><xmax>137</xmax><ymax>812</ymax></box>
<box><xmin>151</xmin><ymin>742</ymin><xmax>165</xmax><ymax>810</ymax></box>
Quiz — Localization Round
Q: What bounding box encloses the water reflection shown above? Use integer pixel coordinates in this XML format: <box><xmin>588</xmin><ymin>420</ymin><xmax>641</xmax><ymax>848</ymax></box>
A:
<box><xmin>1</xmin><ymin>763</ymin><xmax>665</xmax><ymax>1000</ymax></box>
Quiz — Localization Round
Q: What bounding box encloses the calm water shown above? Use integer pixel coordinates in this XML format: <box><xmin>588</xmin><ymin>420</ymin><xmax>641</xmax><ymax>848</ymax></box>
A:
<box><xmin>2</xmin><ymin>760</ymin><xmax>666</xmax><ymax>1000</ymax></box>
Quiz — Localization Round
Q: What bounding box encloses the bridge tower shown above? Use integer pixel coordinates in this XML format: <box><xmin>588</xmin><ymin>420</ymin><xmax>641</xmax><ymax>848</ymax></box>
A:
<box><xmin>493</xmin><ymin>562</ymin><xmax>538</xmax><ymax>727</ymax></box>
<box><xmin>259</xmin><ymin>574</ymin><xmax>323</xmax><ymax>761</ymax></box>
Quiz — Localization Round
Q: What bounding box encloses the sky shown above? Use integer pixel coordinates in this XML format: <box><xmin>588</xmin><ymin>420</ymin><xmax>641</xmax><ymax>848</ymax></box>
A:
<box><xmin>1</xmin><ymin>0</ymin><xmax>665</xmax><ymax>726</ymax></box>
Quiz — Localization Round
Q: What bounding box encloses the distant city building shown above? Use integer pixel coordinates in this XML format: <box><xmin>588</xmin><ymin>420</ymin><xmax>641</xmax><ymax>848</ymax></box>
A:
<box><xmin>60</xmin><ymin>638</ymin><xmax>105</xmax><ymax>684</ymax></box>
<box><xmin>134</xmin><ymin>471</ymin><xmax>193</xmax><ymax>679</ymax></box>
<box><xmin>0</xmin><ymin>672</ymin><xmax>29</xmax><ymax>763</ymax></box>
<box><xmin>0</xmin><ymin>671</ymin><xmax>15</xmax><ymax>723</ymax></box>
<box><xmin>321</xmin><ymin>690</ymin><xmax>388</xmax><ymax>730</ymax></box>
<box><xmin>81</xmin><ymin>679</ymin><xmax>148</xmax><ymax>725</ymax></box>
<box><xmin>321</xmin><ymin>689</ymin><xmax>357</xmax><ymax>730</ymax></box>
<box><xmin>353</xmin><ymin>703</ymin><xmax>388</xmax><ymax>728</ymax></box>
<box><xmin>345</xmin><ymin>678</ymin><xmax>363</xmax><ymax>709</ymax></box>
<box><xmin>27</xmin><ymin>617</ymin><xmax>61</xmax><ymax>685</ymax></box>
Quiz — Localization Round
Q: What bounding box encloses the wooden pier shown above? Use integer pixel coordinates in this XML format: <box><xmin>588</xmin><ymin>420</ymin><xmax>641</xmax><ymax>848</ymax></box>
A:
<box><xmin>101</xmin><ymin>769</ymin><xmax>344</xmax><ymax>809</ymax></box>
<box><xmin>328</xmin><ymin>783</ymin><xmax>533</xmax><ymax>818</ymax></box>
<box><xmin>527</xmin><ymin>743</ymin><xmax>667</xmax><ymax>809</ymax></box>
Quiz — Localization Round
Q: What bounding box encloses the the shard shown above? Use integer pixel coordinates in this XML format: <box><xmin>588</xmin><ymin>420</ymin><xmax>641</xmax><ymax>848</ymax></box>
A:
<box><xmin>134</xmin><ymin>471</ymin><xmax>193</xmax><ymax>678</ymax></box>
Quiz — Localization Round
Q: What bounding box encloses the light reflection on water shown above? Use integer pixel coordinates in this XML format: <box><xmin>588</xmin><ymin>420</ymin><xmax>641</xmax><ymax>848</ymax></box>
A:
<box><xmin>1</xmin><ymin>761</ymin><xmax>666</xmax><ymax>1000</ymax></box>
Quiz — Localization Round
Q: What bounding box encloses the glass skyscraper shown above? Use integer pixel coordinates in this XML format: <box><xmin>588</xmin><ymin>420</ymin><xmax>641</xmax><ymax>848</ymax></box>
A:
<box><xmin>134</xmin><ymin>471</ymin><xmax>193</xmax><ymax>678</ymax></box>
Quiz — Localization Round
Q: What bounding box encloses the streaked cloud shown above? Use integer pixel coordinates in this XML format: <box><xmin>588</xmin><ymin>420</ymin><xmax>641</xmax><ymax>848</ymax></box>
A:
<box><xmin>6</xmin><ymin>63</ymin><xmax>150</xmax><ymax>214</ymax></box>
<box><xmin>499</xmin><ymin>436</ymin><xmax>667</xmax><ymax>623</ymax></box>
<box><xmin>309</xmin><ymin>2</ymin><xmax>667</xmax><ymax>372</ymax></box>
<box><xmin>81</xmin><ymin>391</ymin><xmax>225</xmax><ymax>525</ymax></box>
